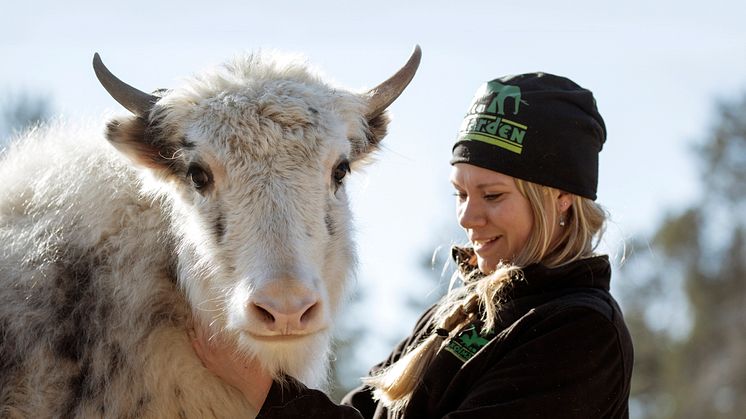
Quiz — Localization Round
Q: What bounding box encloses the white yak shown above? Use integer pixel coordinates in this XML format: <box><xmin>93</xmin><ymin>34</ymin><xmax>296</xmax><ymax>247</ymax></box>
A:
<box><xmin>0</xmin><ymin>46</ymin><xmax>420</xmax><ymax>418</ymax></box>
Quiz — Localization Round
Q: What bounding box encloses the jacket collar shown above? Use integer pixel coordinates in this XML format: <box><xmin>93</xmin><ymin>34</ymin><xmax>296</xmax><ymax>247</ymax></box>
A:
<box><xmin>450</xmin><ymin>245</ymin><xmax>611</xmax><ymax>297</ymax></box>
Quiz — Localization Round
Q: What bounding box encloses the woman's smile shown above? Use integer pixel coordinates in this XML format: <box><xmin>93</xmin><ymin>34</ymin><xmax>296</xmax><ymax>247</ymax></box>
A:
<box><xmin>471</xmin><ymin>236</ymin><xmax>501</xmax><ymax>252</ymax></box>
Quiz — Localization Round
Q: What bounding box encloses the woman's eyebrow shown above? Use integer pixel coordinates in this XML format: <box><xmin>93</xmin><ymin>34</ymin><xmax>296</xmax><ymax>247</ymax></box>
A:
<box><xmin>450</xmin><ymin>180</ymin><xmax>509</xmax><ymax>189</ymax></box>
<box><xmin>460</xmin><ymin>180</ymin><xmax>510</xmax><ymax>190</ymax></box>
<box><xmin>474</xmin><ymin>181</ymin><xmax>509</xmax><ymax>189</ymax></box>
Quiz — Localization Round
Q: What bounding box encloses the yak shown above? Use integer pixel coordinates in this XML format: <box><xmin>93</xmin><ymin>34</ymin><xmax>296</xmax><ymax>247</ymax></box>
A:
<box><xmin>0</xmin><ymin>46</ymin><xmax>420</xmax><ymax>418</ymax></box>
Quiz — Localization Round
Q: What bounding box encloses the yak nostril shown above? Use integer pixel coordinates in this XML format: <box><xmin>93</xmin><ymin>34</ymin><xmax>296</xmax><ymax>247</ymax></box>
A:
<box><xmin>300</xmin><ymin>302</ymin><xmax>319</xmax><ymax>324</ymax></box>
<box><xmin>249</xmin><ymin>299</ymin><xmax>321</xmax><ymax>332</ymax></box>
<box><xmin>251</xmin><ymin>304</ymin><xmax>275</xmax><ymax>324</ymax></box>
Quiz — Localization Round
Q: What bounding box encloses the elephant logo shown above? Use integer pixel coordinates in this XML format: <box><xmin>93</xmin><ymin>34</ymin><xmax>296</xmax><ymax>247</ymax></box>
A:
<box><xmin>459</xmin><ymin>329</ymin><xmax>489</xmax><ymax>348</ymax></box>
<box><xmin>443</xmin><ymin>323</ymin><xmax>496</xmax><ymax>363</ymax></box>
<box><xmin>470</xmin><ymin>80</ymin><xmax>524</xmax><ymax>116</ymax></box>
<box><xmin>459</xmin><ymin>79</ymin><xmax>530</xmax><ymax>155</ymax></box>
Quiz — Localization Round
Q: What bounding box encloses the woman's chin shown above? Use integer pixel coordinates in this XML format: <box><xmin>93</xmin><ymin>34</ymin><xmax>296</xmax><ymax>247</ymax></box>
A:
<box><xmin>477</xmin><ymin>254</ymin><xmax>515</xmax><ymax>274</ymax></box>
<box><xmin>477</xmin><ymin>258</ymin><xmax>497</xmax><ymax>275</ymax></box>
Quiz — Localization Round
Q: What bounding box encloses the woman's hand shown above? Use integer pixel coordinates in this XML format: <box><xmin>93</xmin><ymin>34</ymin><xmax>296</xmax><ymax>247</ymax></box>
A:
<box><xmin>190</xmin><ymin>323</ymin><xmax>273</xmax><ymax>411</ymax></box>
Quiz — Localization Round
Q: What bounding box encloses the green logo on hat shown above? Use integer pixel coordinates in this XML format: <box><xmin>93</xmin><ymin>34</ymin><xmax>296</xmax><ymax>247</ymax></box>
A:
<box><xmin>471</xmin><ymin>80</ymin><xmax>523</xmax><ymax>116</ymax></box>
<box><xmin>459</xmin><ymin>81</ymin><xmax>528</xmax><ymax>154</ymax></box>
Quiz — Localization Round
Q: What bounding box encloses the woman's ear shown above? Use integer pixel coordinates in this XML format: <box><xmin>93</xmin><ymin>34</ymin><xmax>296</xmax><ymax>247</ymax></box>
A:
<box><xmin>556</xmin><ymin>191</ymin><xmax>573</xmax><ymax>216</ymax></box>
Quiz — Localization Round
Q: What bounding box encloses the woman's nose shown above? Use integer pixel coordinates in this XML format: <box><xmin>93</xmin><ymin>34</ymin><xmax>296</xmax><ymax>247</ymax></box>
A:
<box><xmin>458</xmin><ymin>198</ymin><xmax>486</xmax><ymax>229</ymax></box>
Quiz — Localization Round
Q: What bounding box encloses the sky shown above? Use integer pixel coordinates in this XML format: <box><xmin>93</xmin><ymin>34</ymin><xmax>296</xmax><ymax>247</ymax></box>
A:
<box><xmin>3</xmin><ymin>0</ymin><xmax>746</xmax><ymax>383</ymax></box>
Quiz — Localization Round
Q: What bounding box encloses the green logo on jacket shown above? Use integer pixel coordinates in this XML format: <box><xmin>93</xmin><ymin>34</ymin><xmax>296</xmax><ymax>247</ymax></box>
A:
<box><xmin>444</xmin><ymin>324</ymin><xmax>495</xmax><ymax>363</ymax></box>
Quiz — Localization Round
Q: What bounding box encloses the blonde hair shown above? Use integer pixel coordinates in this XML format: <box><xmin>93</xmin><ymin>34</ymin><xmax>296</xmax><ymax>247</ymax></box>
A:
<box><xmin>362</xmin><ymin>179</ymin><xmax>607</xmax><ymax>413</ymax></box>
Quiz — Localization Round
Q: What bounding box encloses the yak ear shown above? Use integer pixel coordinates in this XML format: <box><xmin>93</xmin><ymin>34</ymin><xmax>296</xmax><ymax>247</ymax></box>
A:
<box><xmin>105</xmin><ymin>115</ymin><xmax>186</xmax><ymax>179</ymax></box>
<box><xmin>363</xmin><ymin>112</ymin><xmax>391</xmax><ymax>152</ymax></box>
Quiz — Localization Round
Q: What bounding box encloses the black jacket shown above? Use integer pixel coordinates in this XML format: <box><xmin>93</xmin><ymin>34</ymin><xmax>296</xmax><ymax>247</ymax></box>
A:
<box><xmin>258</xmin><ymin>254</ymin><xmax>634</xmax><ymax>418</ymax></box>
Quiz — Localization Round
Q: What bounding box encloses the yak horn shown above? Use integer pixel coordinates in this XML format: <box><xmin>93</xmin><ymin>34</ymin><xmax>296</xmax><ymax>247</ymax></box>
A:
<box><xmin>365</xmin><ymin>45</ymin><xmax>422</xmax><ymax>119</ymax></box>
<box><xmin>93</xmin><ymin>53</ymin><xmax>159</xmax><ymax>117</ymax></box>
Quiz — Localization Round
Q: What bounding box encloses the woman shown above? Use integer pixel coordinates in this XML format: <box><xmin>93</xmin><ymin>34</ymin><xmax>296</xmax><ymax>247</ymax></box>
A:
<box><xmin>192</xmin><ymin>73</ymin><xmax>634</xmax><ymax>418</ymax></box>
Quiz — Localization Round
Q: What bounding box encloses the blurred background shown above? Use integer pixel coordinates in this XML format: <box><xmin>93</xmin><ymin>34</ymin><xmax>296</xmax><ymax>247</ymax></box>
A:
<box><xmin>2</xmin><ymin>1</ymin><xmax>745</xmax><ymax>417</ymax></box>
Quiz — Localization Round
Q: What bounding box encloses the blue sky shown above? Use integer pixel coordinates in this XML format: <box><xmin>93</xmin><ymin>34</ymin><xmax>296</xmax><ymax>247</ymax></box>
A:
<box><xmin>3</xmin><ymin>0</ymin><xmax>746</xmax><ymax>380</ymax></box>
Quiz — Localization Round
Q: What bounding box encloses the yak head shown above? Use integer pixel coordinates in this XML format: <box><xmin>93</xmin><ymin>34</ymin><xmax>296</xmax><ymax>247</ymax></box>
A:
<box><xmin>93</xmin><ymin>47</ymin><xmax>420</xmax><ymax>386</ymax></box>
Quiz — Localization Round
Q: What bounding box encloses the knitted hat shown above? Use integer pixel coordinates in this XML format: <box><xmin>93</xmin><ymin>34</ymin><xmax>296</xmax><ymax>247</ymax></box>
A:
<box><xmin>450</xmin><ymin>73</ymin><xmax>606</xmax><ymax>200</ymax></box>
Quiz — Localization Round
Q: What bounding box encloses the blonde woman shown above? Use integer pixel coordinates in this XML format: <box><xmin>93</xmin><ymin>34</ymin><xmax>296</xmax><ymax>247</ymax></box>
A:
<box><xmin>192</xmin><ymin>73</ymin><xmax>634</xmax><ymax>418</ymax></box>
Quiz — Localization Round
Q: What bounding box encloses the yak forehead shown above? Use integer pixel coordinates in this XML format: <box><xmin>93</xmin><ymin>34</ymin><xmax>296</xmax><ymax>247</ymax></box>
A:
<box><xmin>155</xmin><ymin>51</ymin><xmax>371</xmax><ymax>160</ymax></box>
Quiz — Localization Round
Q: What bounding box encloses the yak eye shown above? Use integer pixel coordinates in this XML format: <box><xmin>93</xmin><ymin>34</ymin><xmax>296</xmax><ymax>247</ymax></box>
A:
<box><xmin>333</xmin><ymin>160</ymin><xmax>350</xmax><ymax>186</ymax></box>
<box><xmin>187</xmin><ymin>164</ymin><xmax>211</xmax><ymax>191</ymax></box>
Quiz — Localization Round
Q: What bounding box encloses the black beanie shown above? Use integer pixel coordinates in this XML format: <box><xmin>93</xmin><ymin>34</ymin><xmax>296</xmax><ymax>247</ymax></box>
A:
<box><xmin>450</xmin><ymin>73</ymin><xmax>606</xmax><ymax>200</ymax></box>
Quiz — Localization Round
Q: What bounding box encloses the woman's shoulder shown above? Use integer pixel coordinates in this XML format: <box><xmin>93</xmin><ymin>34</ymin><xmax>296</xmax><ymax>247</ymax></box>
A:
<box><xmin>508</xmin><ymin>276</ymin><xmax>628</xmax><ymax>341</ymax></box>
<box><xmin>501</xmin><ymin>283</ymin><xmax>633</xmax><ymax>371</ymax></box>
<box><xmin>540</xmin><ymin>284</ymin><xmax>622</xmax><ymax>321</ymax></box>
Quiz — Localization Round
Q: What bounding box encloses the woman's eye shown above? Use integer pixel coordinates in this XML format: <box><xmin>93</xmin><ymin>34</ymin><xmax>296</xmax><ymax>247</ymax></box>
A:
<box><xmin>187</xmin><ymin>164</ymin><xmax>211</xmax><ymax>191</ymax></box>
<box><xmin>333</xmin><ymin>160</ymin><xmax>350</xmax><ymax>186</ymax></box>
<box><xmin>484</xmin><ymin>193</ymin><xmax>503</xmax><ymax>201</ymax></box>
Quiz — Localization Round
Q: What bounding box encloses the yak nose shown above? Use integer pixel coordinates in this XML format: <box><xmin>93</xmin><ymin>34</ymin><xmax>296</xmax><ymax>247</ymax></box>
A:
<box><xmin>248</xmin><ymin>280</ymin><xmax>322</xmax><ymax>334</ymax></box>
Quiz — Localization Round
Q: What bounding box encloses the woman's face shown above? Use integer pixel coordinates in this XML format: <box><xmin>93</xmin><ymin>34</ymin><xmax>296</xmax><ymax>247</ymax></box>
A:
<box><xmin>450</xmin><ymin>163</ymin><xmax>534</xmax><ymax>273</ymax></box>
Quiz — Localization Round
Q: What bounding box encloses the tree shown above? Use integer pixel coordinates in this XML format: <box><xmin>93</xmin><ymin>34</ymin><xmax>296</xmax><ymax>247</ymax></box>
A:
<box><xmin>621</xmin><ymin>93</ymin><xmax>746</xmax><ymax>418</ymax></box>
